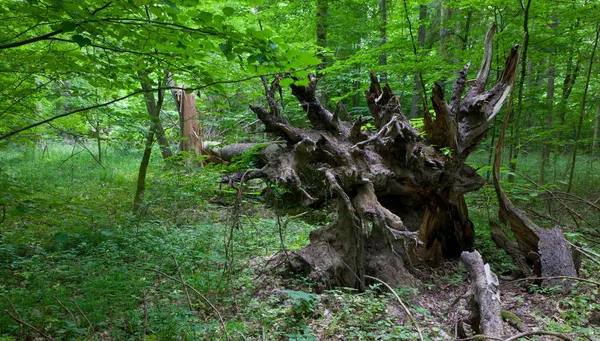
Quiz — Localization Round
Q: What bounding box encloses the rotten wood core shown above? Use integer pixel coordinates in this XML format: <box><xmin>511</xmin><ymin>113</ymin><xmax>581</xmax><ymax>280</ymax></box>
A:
<box><xmin>246</xmin><ymin>24</ymin><xmax>522</xmax><ymax>290</ymax></box>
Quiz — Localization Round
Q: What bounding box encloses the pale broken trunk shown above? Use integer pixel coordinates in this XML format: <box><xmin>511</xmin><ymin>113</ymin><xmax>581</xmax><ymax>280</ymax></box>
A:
<box><xmin>181</xmin><ymin>89</ymin><xmax>203</xmax><ymax>157</ymax></box>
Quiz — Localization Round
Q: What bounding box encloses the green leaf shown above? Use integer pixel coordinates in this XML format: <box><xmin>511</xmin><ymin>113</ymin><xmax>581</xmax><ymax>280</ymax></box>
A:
<box><xmin>295</xmin><ymin>52</ymin><xmax>321</xmax><ymax>66</ymax></box>
<box><xmin>72</xmin><ymin>34</ymin><xmax>92</xmax><ymax>47</ymax></box>
<box><xmin>61</xmin><ymin>21</ymin><xmax>78</xmax><ymax>32</ymax></box>
<box><xmin>159</xmin><ymin>0</ymin><xmax>178</xmax><ymax>12</ymax></box>
<box><xmin>53</xmin><ymin>232</ymin><xmax>69</xmax><ymax>244</ymax></box>
<box><xmin>294</xmin><ymin>79</ymin><xmax>310</xmax><ymax>86</ymax></box>
<box><xmin>280</xmin><ymin>78</ymin><xmax>294</xmax><ymax>87</ymax></box>
<box><xmin>222</xmin><ymin>7</ymin><xmax>234</xmax><ymax>17</ymax></box>
<box><xmin>196</xmin><ymin>11</ymin><xmax>213</xmax><ymax>23</ymax></box>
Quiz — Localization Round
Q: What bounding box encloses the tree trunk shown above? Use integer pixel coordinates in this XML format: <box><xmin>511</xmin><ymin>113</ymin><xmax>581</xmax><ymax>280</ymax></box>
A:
<box><xmin>181</xmin><ymin>89</ymin><xmax>203</xmax><ymax>157</ymax></box>
<box><xmin>567</xmin><ymin>21</ymin><xmax>599</xmax><ymax>193</ymax></box>
<box><xmin>138</xmin><ymin>71</ymin><xmax>173</xmax><ymax>161</ymax></box>
<box><xmin>508</xmin><ymin>0</ymin><xmax>531</xmax><ymax>183</ymax></box>
<box><xmin>315</xmin><ymin>0</ymin><xmax>329</xmax><ymax>106</ymax></box>
<box><xmin>593</xmin><ymin>90</ymin><xmax>600</xmax><ymax>155</ymax></box>
<box><xmin>379</xmin><ymin>0</ymin><xmax>387</xmax><ymax>84</ymax></box>
<box><xmin>491</xmin><ymin>66</ymin><xmax>579</xmax><ymax>282</ymax></box>
<box><xmin>410</xmin><ymin>4</ymin><xmax>427</xmax><ymax>119</ymax></box>
<box><xmin>165</xmin><ymin>70</ymin><xmax>184</xmax><ymax>151</ymax></box>
<box><xmin>248</xmin><ymin>25</ymin><xmax>519</xmax><ymax>290</ymax></box>
<box><xmin>133</xmin><ymin>130</ymin><xmax>155</xmax><ymax>215</ymax></box>
<box><xmin>540</xmin><ymin>59</ymin><xmax>555</xmax><ymax>183</ymax></box>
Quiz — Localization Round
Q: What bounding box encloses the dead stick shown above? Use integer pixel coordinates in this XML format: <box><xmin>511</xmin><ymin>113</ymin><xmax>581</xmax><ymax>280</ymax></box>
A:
<box><xmin>364</xmin><ymin>275</ymin><xmax>424</xmax><ymax>341</ymax></box>
<box><xmin>1</xmin><ymin>294</ymin><xmax>23</xmax><ymax>335</ymax></box>
<box><xmin>140</xmin><ymin>267</ymin><xmax>229</xmax><ymax>340</ymax></box>
<box><xmin>566</xmin><ymin>241</ymin><xmax>600</xmax><ymax>267</ymax></box>
<box><xmin>172</xmin><ymin>254</ymin><xmax>194</xmax><ymax>311</ymax></box>
<box><xmin>70</xmin><ymin>297</ymin><xmax>94</xmax><ymax>332</ymax></box>
<box><xmin>142</xmin><ymin>290</ymin><xmax>148</xmax><ymax>341</ymax></box>
<box><xmin>503</xmin><ymin>330</ymin><xmax>573</xmax><ymax>341</ymax></box>
<box><xmin>4</xmin><ymin>309</ymin><xmax>54</xmax><ymax>340</ymax></box>
<box><xmin>54</xmin><ymin>296</ymin><xmax>77</xmax><ymax>325</ymax></box>
<box><xmin>502</xmin><ymin>275</ymin><xmax>600</xmax><ymax>287</ymax></box>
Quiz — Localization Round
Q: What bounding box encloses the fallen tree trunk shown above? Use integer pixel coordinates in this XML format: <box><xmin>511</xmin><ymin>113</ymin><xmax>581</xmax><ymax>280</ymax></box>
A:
<box><xmin>207</xmin><ymin>142</ymin><xmax>285</xmax><ymax>164</ymax></box>
<box><xmin>247</xmin><ymin>24</ymin><xmax>520</xmax><ymax>290</ymax></box>
<box><xmin>491</xmin><ymin>75</ymin><xmax>578</xmax><ymax>288</ymax></box>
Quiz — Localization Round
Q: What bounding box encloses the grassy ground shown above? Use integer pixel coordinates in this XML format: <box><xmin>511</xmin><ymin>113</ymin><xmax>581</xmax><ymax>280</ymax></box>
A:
<box><xmin>1</xmin><ymin>142</ymin><xmax>599</xmax><ymax>340</ymax></box>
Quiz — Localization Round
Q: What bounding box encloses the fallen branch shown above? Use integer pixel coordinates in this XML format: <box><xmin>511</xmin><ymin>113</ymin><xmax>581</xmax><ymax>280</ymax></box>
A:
<box><xmin>140</xmin><ymin>266</ymin><xmax>229</xmax><ymax>340</ymax></box>
<box><xmin>502</xmin><ymin>275</ymin><xmax>600</xmax><ymax>287</ymax></box>
<box><xmin>1</xmin><ymin>294</ymin><xmax>23</xmax><ymax>335</ymax></box>
<box><xmin>566</xmin><ymin>241</ymin><xmax>600</xmax><ymax>267</ymax></box>
<box><xmin>364</xmin><ymin>275</ymin><xmax>424</xmax><ymax>341</ymax></box>
<box><xmin>142</xmin><ymin>289</ymin><xmax>148</xmax><ymax>341</ymax></box>
<box><xmin>503</xmin><ymin>330</ymin><xmax>573</xmax><ymax>341</ymax></box>
<box><xmin>54</xmin><ymin>296</ymin><xmax>77</xmax><ymax>325</ymax></box>
<box><xmin>70</xmin><ymin>297</ymin><xmax>94</xmax><ymax>332</ymax></box>
<box><xmin>4</xmin><ymin>309</ymin><xmax>54</xmax><ymax>340</ymax></box>
<box><xmin>460</xmin><ymin>251</ymin><xmax>503</xmax><ymax>338</ymax></box>
<box><xmin>172</xmin><ymin>254</ymin><xmax>194</xmax><ymax>311</ymax></box>
<box><xmin>455</xmin><ymin>329</ymin><xmax>574</xmax><ymax>341</ymax></box>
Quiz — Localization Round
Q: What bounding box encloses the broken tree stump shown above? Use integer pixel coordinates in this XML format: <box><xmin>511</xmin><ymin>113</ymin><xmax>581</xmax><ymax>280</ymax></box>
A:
<box><xmin>539</xmin><ymin>228</ymin><xmax>577</xmax><ymax>290</ymax></box>
<box><xmin>460</xmin><ymin>250</ymin><xmax>504</xmax><ymax>338</ymax></box>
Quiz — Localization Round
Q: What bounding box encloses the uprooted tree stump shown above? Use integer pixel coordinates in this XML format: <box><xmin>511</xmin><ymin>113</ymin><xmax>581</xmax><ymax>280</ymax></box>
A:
<box><xmin>244</xmin><ymin>24</ymin><xmax>520</xmax><ymax>290</ymax></box>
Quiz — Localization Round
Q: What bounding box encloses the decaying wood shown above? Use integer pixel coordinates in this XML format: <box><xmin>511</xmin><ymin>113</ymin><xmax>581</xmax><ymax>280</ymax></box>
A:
<box><xmin>181</xmin><ymin>89</ymin><xmax>202</xmax><ymax>157</ymax></box>
<box><xmin>207</xmin><ymin>142</ymin><xmax>285</xmax><ymax>164</ymax></box>
<box><xmin>489</xmin><ymin>221</ymin><xmax>532</xmax><ymax>277</ymax></box>
<box><xmin>539</xmin><ymin>228</ymin><xmax>577</xmax><ymax>290</ymax></box>
<box><xmin>491</xmin><ymin>68</ymin><xmax>579</xmax><ymax>285</ymax></box>
<box><xmin>460</xmin><ymin>250</ymin><xmax>504</xmax><ymax>338</ymax></box>
<box><xmin>247</xmin><ymin>25</ymin><xmax>521</xmax><ymax>289</ymax></box>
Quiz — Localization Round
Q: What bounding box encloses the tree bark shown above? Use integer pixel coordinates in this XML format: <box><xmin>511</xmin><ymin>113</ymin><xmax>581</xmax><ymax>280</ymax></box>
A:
<box><xmin>249</xmin><ymin>26</ymin><xmax>520</xmax><ymax>289</ymax></box>
<box><xmin>593</xmin><ymin>90</ymin><xmax>600</xmax><ymax>155</ymax></box>
<box><xmin>460</xmin><ymin>251</ymin><xmax>504</xmax><ymax>338</ymax></box>
<box><xmin>133</xmin><ymin>130</ymin><xmax>155</xmax><ymax>215</ymax></box>
<box><xmin>181</xmin><ymin>89</ymin><xmax>202</xmax><ymax>157</ymax></box>
<box><xmin>540</xmin><ymin>58</ymin><xmax>555</xmax><ymax>183</ymax></box>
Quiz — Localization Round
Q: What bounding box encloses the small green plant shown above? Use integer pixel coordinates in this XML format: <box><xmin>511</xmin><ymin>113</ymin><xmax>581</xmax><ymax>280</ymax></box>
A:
<box><xmin>440</xmin><ymin>146</ymin><xmax>453</xmax><ymax>158</ymax></box>
<box><xmin>283</xmin><ymin>290</ymin><xmax>318</xmax><ymax>319</ymax></box>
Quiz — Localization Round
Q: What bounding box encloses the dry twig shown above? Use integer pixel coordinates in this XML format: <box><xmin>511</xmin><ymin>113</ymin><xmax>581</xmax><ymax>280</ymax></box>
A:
<box><xmin>54</xmin><ymin>296</ymin><xmax>77</xmax><ymax>325</ymax></box>
<box><xmin>142</xmin><ymin>289</ymin><xmax>148</xmax><ymax>341</ymax></box>
<box><xmin>502</xmin><ymin>275</ymin><xmax>600</xmax><ymax>287</ymax></box>
<box><xmin>1</xmin><ymin>294</ymin><xmax>23</xmax><ymax>335</ymax></box>
<box><xmin>455</xmin><ymin>329</ymin><xmax>574</xmax><ymax>340</ymax></box>
<box><xmin>4</xmin><ymin>309</ymin><xmax>54</xmax><ymax>340</ymax></box>
<box><xmin>140</xmin><ymin>266</ymin><xmax>229</xmax><ymax>340</ymax></box>
<box><xmin>70</xmin><ymin>297</ymin><xmax>94</xmax><ymax>332</ymax></box>
<box><xmin>364</xmin><ymin>275</ymin><xmax>424</xmax><ymax>341</ymax></box>
<box><xmin>172</xmin><ymin>253</ymin><xmax>194</xmax><ymax>311</ymax></box>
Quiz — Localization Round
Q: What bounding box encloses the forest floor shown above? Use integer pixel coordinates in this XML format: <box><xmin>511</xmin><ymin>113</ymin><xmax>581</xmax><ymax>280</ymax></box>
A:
<box><xmin>0</xmin><ymin>143</ymin><xmax>599</xmax><ymax>340</ymax></box>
